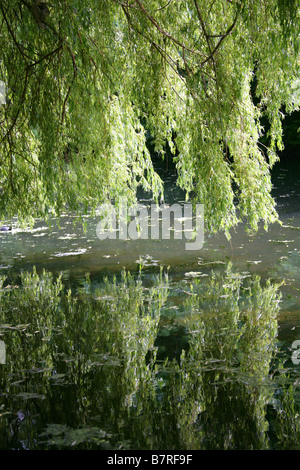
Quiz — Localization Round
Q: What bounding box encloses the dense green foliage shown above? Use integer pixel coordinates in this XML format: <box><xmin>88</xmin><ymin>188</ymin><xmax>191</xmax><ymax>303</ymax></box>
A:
<box><xmin>0</xmin><ymin>1</ymin><xmax>300</xmax><ymax>232</ymax></box>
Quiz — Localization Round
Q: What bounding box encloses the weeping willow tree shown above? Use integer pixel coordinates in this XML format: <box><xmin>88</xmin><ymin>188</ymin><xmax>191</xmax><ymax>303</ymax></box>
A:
<box><xmin>0</xmin><ymin>0</ymin><xmax>299</xmax><ymax>232</ymax></box>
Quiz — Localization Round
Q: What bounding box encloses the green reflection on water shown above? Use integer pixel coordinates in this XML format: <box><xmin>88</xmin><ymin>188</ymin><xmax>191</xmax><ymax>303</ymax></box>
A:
<box><xmin>0</xmin><ymin>266</ymin><xmax>299</xmax><ymax>450</ymax></box>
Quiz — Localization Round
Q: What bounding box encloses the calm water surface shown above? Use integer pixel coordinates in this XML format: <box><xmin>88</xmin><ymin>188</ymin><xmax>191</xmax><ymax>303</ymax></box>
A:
<box><xmin>0</xmin><ymin>156</ymin><xmax>299</xmax><ymax>450</ymax></box>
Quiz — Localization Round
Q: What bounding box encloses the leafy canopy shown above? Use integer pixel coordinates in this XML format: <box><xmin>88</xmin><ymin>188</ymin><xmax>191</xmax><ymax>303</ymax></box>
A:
<box><xmin>0</xmin><ymin>0</ymin><xmax>299</xmax><ymax>233</ymax></box>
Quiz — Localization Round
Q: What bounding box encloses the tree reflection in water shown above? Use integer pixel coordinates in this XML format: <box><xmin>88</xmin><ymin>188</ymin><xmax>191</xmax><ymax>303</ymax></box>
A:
<box><xmin>0</xmin><ymin>266</ymin><xmax>299</xmax><ymax>449</ymax></box>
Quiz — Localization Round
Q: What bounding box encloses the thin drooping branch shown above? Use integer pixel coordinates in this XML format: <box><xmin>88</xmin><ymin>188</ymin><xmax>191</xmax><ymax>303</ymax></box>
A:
<box><xmin>121</xmin><ymin>4</ymin><xmax>183</xmax><ymax>81</ymax></box>
<box><xmin>121</xmin><ymin>0</ymin><xmax>238</xmax><ymax>74</ymax></box>
<box><xmin>201</xmin><ymin>11</ymin><xmax>239</xmax><ymax>66</ymax></box>
<box><xmin>0</xmin><ymin>4</ymin><xmax>30</xmax><ymax>64</ymax></box>
<box><xmin>193</xmin><ymin>0</ymin><xmax>233</xmax><ymax>140</ymax></box>
<box><xmin>61</xmin><ymin>44</ymin><xmax>77</xmax><ymax>126</ymax></box>
<box><xmin>12</xmin><ymin>146</ymin><xmax>38</xmax><ymax>169</ymax></box>
<box><xmin>120</xmin><ymin>2</ymin><xmax>218</xmax><ymax>108</ymax></box>
<box><xmin>193</xmin><ymin>0</ymin><xmax>214</xmax><ymax>57</ymax></box>
<box><xmin>134</xmin><ymin>0</ymin><xmax>206</xmax><ymax>58</ymax></box>
<box><xmin>154</xmin><ymin>0</ymin><xmax>173</xmax><ymax>12</ymax></box>
<box><xmin>193</xmin><ymin>0</ymin><xmax>239</xmax><ymax>64</ymax></box>
<box><xmin>28</xmin><ymin>43</ymin><xmax>63</xmax><ymax>68</ymax></box>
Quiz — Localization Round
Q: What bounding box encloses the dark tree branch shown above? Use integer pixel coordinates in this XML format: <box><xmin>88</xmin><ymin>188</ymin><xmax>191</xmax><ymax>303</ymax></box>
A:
<box><xmin>201</xmin><ymin>12</ymin><xmax>239</xmax><ymax>66</ymax></box>
<box><xmin>28</xmin><ymin>43</ymin><xmax>63</xmax><ymax>68</ymax></box>
<box><xmin>133</xmin><ymin>0</ymin><xmax>205</xmax><ymax>58</ymax></box>
<box><xmin>0</xmin><ymin>4</ymin><xmax>30</xmax><ymax>63</ymax></box>
<box><xmin>154</xmin><ymin>0</ymin><xmax>173</xmax><ymax>12</ymax></box>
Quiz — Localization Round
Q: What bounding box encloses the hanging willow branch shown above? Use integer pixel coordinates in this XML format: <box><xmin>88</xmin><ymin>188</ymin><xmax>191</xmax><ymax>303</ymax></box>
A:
<box><xmin>0</xmin><ymin>0</ymin><xmax>298</xmax><ymax>232</ymax></box>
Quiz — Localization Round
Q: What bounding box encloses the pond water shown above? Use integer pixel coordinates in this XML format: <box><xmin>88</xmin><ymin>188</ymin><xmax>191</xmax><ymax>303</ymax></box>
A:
<box><xmin>0</xmin><ymin>155</ymin><xmax>299</xmax><ymax>450</ymax></box>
